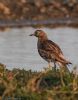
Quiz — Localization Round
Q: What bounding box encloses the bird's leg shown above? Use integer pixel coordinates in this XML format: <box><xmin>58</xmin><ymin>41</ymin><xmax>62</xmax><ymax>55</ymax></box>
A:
<box><xmin>54</xmin><ymin>61</ymin><xmax>57</xmax><ymax>72</ymax></box>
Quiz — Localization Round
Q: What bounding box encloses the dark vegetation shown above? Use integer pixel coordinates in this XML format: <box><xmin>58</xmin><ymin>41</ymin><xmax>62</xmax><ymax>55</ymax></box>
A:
<box><xmin>0</xmin><ymin>63</ymin><xmax>78</xmax><ymax>100</ymax></box>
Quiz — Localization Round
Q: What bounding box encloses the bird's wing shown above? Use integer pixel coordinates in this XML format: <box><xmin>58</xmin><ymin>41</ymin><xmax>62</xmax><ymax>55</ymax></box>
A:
<box><xmin>42</xmin><ymin>40</ymin><xmax>70</xmax><ymax>64</ymax></box>
<box><xmin>43</xmin><ymin>40</ymin><xmax>63</xmax><ymax>54</ymax></box>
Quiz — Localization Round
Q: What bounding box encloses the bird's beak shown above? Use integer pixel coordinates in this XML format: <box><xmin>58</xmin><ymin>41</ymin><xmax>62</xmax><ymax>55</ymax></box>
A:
<box><xmin>29</xmin><ymin>34</ymin><xmax>34</xmax><ymax>36</ymax></box>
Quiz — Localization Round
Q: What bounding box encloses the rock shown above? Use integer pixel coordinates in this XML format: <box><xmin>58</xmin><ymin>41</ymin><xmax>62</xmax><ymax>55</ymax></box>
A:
<box><xmin>0</xmin><ymin>2</ymin><xmax>10</xmax><ymax>15</ymax></box>
<box><xmin>34</xmin><ymin>0</ymin><xmax>45</xmax><ymax>8</ymax></box>
<box><xmin>40</xmin><ymin>7</ymin><xmax>46</xmax><ymax>13</ymax></box>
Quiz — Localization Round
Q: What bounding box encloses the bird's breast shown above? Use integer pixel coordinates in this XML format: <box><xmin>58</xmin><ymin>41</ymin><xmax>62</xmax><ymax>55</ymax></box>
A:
<box><xmin>37</xmin><ymin>40</ymin><xmax>44</xmax><ymax>49</ymax></box>
<box><xmin>37</xmin><ymin>40</ymin><xmax>52</xmax><ymax>62</ymax></box>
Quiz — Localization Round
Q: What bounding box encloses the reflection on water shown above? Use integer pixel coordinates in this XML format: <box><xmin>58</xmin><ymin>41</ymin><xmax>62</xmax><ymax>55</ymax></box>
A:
<box><xmin>0</xmin><ymin>27</ymin><xmax>78</xmax><ymax>71</ymax></box>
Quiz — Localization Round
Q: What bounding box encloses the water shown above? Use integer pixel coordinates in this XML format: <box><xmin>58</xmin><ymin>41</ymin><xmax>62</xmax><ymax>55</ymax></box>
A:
<box><xmin>0</xmin><ymin>27</ymin><xmax>78</xmax><ymax>71</ymax></box>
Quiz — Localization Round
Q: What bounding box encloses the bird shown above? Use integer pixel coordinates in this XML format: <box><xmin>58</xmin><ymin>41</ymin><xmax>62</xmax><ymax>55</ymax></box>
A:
<box><xmin>29</xmin><ymin>30</ymin><xmax>72</xmax><ymax>72</ymax></box>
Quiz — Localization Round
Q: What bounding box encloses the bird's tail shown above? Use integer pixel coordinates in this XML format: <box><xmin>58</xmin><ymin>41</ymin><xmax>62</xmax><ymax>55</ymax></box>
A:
<box><xmin>58</xmin><ymin>53</ymin><xmax>72</xmax><ymax>65</ymax></box>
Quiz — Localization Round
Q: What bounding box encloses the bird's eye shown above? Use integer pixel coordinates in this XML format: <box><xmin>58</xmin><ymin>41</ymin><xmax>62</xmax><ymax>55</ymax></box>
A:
<box><xmin>35</xmin><ymin>31</ymin><xmax>40</xmax><ymax>36</ymax></box>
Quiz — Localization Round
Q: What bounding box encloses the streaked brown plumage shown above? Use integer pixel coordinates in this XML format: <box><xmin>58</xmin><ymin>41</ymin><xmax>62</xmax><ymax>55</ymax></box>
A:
<box><xmin>30</xmin><ymin>30</ymin><xmax>71</xmax><ymax>71</ymax></box>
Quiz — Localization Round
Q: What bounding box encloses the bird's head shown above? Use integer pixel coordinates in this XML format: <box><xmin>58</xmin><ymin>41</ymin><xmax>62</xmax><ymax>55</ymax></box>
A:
<box><xmin>29</xmin><ymin>30</ymin><xmax>48</xmax><ymax>39</ymax></box>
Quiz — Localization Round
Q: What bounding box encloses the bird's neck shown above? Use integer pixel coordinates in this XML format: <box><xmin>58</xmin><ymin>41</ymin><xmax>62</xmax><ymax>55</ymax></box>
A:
<box><xmin>38</xmin><ymin>36</ymin><xmax>48</xmax><ymax>43</ymax></box>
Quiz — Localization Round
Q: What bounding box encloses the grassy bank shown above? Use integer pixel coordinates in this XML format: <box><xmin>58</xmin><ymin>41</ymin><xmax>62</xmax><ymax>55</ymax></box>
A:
<box><xmin>0</xmin><ymin>63</ymin><xmax>78</xmax><ymax>100</ymax></box>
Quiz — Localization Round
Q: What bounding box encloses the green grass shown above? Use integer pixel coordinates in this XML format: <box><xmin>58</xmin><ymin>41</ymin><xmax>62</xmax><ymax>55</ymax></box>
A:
<box><xmin>0</xmin><ymin>63</ymin><xmax>78</xmax><ymax>100</ymax></box>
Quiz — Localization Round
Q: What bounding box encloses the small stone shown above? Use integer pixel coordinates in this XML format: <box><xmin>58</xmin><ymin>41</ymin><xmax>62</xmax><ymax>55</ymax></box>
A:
<box><xmin>40</xmin><ymin>7</ymin><xmax>46</xmax><ymax>13</ymax></box>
